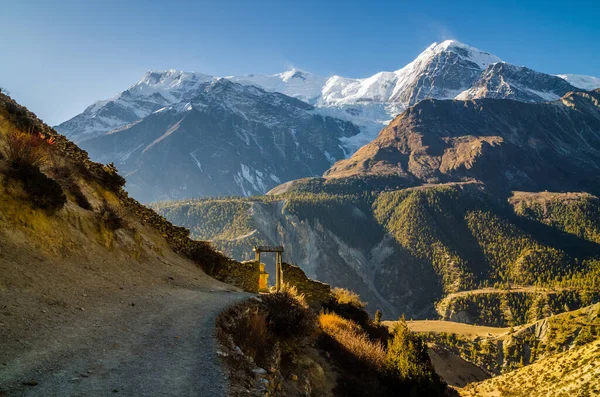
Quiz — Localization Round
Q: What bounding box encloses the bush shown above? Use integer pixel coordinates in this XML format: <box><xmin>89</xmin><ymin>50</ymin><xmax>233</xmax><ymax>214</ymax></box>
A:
<box><xmin>2</xmin><ymin>129</ymin><xmax>65</xmax><ymax>212</ymax></box>
<box><xmin>99</xmin><ymin>203</ymin><xmax>127</xmax><ymax>230</ymax></box>
<box><xmin>231</xmin><ymin>308</ymin><xmax>270</xmax><ymax>364</ymax></box>
<box><xmin>332</xmin><ymin>287</ymin><xmax>366</xmax><ymax>309</ymax></box>
<box><xmin>262</xmin><ymin>285</ymin><xmax>314</xmax><ymax>341</ymax></box>
<box><xmin>101</xmin><ymin>163</ymin><xmax>126</xmax><ymax>192</ymax></box>
<box><xmin>189</xmin><ymin>241</ymin><xmax>225</xmax><ymax>274</ymax></box>
<box><xmin>9</xmin><ymin>163</ymin><xmax>66</xmax><ymax>213</ymax></box>
<box><xmin>216</xmin><ymin>302</ymin><xmax>273</xmax><ymax>369</ymax></box>
<box><xmin>2</xmin><ymin>129</ymin><xmax>46</xmax><ymax>169</ymax></box>
<box><xmin>325</xmin><ymin>287</ymin><xmax>371</xmax><ymax>330</ymax></box>
<box><xmin>51</xmin><ymin>166</ymin><xmax>92</xmax><ymax>210</ymax></box>
<box><xmin>69</xmin><ymin>182</ymin><xmax>92</xmax><ymax>210</ymax></box>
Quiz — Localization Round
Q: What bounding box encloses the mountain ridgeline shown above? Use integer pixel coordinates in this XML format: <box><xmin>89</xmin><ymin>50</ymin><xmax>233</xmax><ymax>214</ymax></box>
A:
<box><xmin>55</xmin><ymin>40</ymin><xmax>598</xmax><ymax>202</ymax></box>
<box><xmin>80</xmin><ymin>79</ymin><xmax>360</xmax><ymax>201</ymax></box>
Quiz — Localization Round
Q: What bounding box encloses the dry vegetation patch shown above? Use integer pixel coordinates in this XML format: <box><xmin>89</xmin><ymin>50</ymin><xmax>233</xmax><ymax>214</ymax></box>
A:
<box><xmin>460</xmin><ymin>339</ymin><xmax>600</xmax><ymax>397</ymax></box>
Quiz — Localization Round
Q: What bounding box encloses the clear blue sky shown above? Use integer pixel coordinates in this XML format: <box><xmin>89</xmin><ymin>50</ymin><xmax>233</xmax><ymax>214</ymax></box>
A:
<box><xmin>1</xmin><ymin>0</ymin><xmax>599</xmax><ymax>125</ymax></box>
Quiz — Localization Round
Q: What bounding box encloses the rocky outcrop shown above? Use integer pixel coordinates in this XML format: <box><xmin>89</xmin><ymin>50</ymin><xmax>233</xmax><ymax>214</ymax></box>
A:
<box><xmin>456</xmin><ymin>63</ymin><xmax>580</xmax><ymax>102</ymax></box>
<box><xmin>326</xmin><ymin>90</ymin><xmax>600</xmax><ymax>195</ymax></box>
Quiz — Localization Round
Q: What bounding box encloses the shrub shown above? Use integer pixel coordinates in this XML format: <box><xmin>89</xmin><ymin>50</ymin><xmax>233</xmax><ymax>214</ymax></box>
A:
<box><xmin>332</xmin><ymin>287</ymin><xmax>366</xmax><ymax>309</ymax></box>
<box><xmin>231</xmin><ymin>308</ymin><xmax>270</xmax><ymax>364</ymax></box>
<box><xmin>2</xmin><ymin>129</ymin><xmax>46</xmax><ymax>168</ymax></box>
<box><xmin>189</xmin><ymin>241</ymin><xmax>225</xmax><ymax>274</ymax></box>
<box><xmin>216</xmin><ymin>302</ymin><xmax>273</xmax><ymax>369</ymax></box>
<box><xmin>8</xmin><ymin>163</ymin><xmax>66</xmax><ymax>213</ymax></box>
<box><xmin>101</xmin><ymin>163</ymin><xmax>126</xmax><ymax>192</ymax></box>
<box><xmin>99</xmin><ymin>203</ymin><xmax>127</xmax><ymax>230</ymax></box>
<box><xmin>69</xmin><ymin>182</ymin><xmax>92</xmax><ymax>210</ymax></box>
<box><xmin>319</xmin><ymin>311</ymin><xmax>362</xmax><ymax>334</ymax></box>
<box><xmin>386</xmin><ymin>318</ymin><xmax>438</xmax><ymax>382</ymax></box>
<box><xmin>262</xmin><ymin>285</ymin><xmax>314</xmax><ymax>341</ymax></box>
<box><xmin>375</xmin><ymin>310</ymin><xmax>383</xmax><ymax>325</ymax></box>
<box><xmin>50</xmin><ymin>166</ymin><xmax>92</xmax><ymax>210</ymax></box>
<box><xmin>325</xmin><ymin>287</ymin><xmax>371</xmax><ymax>330</ymax></box>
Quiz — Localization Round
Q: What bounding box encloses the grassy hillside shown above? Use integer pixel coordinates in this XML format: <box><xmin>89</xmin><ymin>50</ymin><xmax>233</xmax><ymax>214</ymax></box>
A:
<box><xmin>460</xmin><ymin>339</ymin><xmax>600</xmax><ymax>397</ymax></box>
<box><xmin>0</xmin><ymin>92</ymin><xmax>261</xmax><ymax>365</ymax></box>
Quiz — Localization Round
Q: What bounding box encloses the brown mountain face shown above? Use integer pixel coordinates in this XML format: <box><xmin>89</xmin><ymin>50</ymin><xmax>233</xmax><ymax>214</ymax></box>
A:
<box><xmin>325</xmin><ymin>90</ymin><xmax>600</xmax><ymax>195</ymax></box>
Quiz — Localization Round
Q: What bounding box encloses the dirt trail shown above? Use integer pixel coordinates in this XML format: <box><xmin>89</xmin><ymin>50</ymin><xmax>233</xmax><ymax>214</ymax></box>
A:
<box><xmin>0</xmin><ymin>287</ymin><xmax>250</xmax><ymax>396</ymax></box>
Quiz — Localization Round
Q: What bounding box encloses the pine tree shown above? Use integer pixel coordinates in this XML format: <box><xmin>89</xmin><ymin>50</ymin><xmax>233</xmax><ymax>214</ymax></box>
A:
<box><xmin>374</xmin><ymin>309</ymin><xmax>382</xmax><ymax>325</ymax></box>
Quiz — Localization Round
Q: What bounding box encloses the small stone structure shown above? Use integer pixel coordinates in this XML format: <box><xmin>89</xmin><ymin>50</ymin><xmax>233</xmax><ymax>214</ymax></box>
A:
<box><xmin>253</xmin><ymin>245</ymin><xmax>284</xmax><ymax>292</ymax></box>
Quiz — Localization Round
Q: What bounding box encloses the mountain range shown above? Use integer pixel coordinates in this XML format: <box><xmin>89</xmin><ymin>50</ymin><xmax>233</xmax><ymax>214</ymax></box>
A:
<box><xmin>153</xmin><ymin>88</ymin><xmax>600</xmax><ymax>319</ymax></box>
<box><xmin>55</xmin><ymin>40</ymin><xmax>600</xmax><ymax>202</ymax></box>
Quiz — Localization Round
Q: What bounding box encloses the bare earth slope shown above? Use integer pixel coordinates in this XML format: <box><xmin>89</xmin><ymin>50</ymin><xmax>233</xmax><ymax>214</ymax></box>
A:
<box><xmin>0</xmin><ymin>92</ymin><xmax>251</xmax><ymax>395</ymax></box>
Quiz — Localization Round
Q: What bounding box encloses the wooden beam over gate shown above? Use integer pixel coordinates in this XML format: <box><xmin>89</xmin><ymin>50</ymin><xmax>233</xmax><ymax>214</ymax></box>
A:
<box><xmin>253</xmin><ymin>246</ymin><xmax>284</xmax><ymax>253</ymax></box>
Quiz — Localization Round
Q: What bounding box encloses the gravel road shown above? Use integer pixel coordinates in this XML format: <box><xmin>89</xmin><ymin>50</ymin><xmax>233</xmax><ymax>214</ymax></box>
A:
<box><xmin>0</xmin><ymin>287</ymin><xmax>250</xmax><ymax>396</ymax></box>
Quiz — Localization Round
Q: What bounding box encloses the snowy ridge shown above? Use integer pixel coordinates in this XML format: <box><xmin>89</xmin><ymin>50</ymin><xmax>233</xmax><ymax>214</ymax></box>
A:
<box><xmin>57</xmin><ymin>40</ymin><xmax>598</xmax><ymax>149</ymax></box>
<box><xmin>227</xmin><ymin>69</ymin><xmax>327</xmax><ymax>104</ymax></box>
<box><xmin>456</xmin><ymin>63</ymin><xmax>578</xmax><ymax>103</ymax></box>
<box><xmin>556</xmin><ymin>74</ymin><xmax>600</xmax><ymax>91</ymax></box>
<box><xmin>319</xmin><ymin>40</ymin><xmax>502</xmax><ymax>107</ymax></box>
<box><xmin>55</xmin><ymin>39</ymin><xmax>599</xmax><ymax>197</ymax></box>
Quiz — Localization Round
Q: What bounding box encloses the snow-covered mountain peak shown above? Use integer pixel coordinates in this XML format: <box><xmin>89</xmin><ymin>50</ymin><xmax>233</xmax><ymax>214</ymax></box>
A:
<box><xmin>128</xmin><ymin>70</ymin><xmax>214</xmax><ymax>100</ymax></box>
<box><xmin>412</xmin><ymin>40</ymin><xmax>502</xmax><ymax>70</ymax></box>
<box><xmin>319</xmin><ymin>41</ymin><xmax>504</xmax><ymax>108</ymax></box>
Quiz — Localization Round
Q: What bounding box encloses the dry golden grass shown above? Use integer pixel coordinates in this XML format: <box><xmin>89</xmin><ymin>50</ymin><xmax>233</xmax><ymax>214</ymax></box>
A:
<box><xmin>397</xmin><ymin>320</ymin><xmax>511</xmax><ymax>340</ymax></box>
<box><xmin>460</xmin><ymin>339</ymin><xmax>600</xmax><ymax>397</ymax></box>
<box><xmin>318</xmin><ymin>312</ymin><xmax>386</xmax><ymax>369</ymax></box>
<box><xmin>319</xmin><ymin>312</ymin><xmax>362</xmax><ymax>333</ymax></box>
<box><xmin>331</xmin><ymin>287</ymin><xmax>366</xmax><ymax>309</ymax></box>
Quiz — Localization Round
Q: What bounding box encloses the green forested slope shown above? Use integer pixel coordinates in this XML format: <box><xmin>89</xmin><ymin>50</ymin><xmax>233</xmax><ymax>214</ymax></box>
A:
<box><xmin>153</xmin><ymin>182</ymin><xmax>600</xmax><ymax>322</ymax></box>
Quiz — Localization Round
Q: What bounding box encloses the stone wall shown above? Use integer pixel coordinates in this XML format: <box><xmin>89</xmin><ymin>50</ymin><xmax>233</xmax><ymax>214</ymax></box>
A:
<box><xmin>213</xmin><ymin>259</ymin><xmax>261</xmax><ymax>294</ymax></box>
<box><xmin>282</xmin><ymin>262</ymin><xmax>331</xmax><ymax>306</ymax></box>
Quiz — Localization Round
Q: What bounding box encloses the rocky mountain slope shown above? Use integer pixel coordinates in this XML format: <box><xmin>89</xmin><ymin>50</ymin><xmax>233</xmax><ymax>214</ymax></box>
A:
<box><xmin>79</xmin><ymin>79</ymin><xmax>360</xmax><ymax>202</ymax></box>
<box><xmin>398</xmin><ymin>302</ymin><xmax>600</xmax><ymax>389</ymax></box>
<box><xmin>153</xmin><ymin>183</ymin><xmax>600</xmax><ymax>320</ymax></box>
<box><xmin>456</xmin><ymin>63</ymin><xmax>578</xmax><ymax>102</ymax></box>
<box><xmin>55</xmin><ymin>41</ymin><xmax>596</xmax><ymax>201</ymax></box>
<box><xmin>326</xmin><ymin>90</ymin><xmax>600</xmax><ymax>195</ymax></box>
